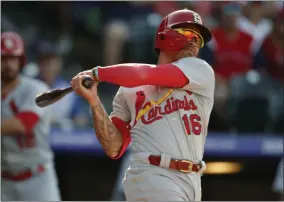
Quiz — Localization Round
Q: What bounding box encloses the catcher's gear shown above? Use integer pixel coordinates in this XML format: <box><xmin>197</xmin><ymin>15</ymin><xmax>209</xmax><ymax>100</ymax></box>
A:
<box><xmin>154</xmin><ymin>9</ymin><xmax>212</xmax><ymax>54</ymax></box>
<box><xmin>1</xmin><ymin>31</ymin><xmax>26</xmax><ymax>68</ymax></box>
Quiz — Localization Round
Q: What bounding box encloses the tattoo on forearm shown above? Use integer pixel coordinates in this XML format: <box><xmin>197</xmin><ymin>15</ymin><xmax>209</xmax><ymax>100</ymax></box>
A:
<box><xmin>90</xmin><ymin>98</ymin><xmax>123</xmax><ymax>157</ymax></box>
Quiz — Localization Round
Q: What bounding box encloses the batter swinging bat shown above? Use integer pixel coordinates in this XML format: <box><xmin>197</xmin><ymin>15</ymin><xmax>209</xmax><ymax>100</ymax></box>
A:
<box><xmin>35</xmin><ymin>76</ymin><xmax>94</xmax><ymax>108</ymax></box>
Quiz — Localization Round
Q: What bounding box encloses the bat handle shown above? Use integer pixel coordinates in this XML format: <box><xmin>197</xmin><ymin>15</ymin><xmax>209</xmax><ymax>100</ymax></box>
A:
<box><xmin>82</xmin><ymin>76</ymin><xmax>95</xmax><ymax>89</ymax></box>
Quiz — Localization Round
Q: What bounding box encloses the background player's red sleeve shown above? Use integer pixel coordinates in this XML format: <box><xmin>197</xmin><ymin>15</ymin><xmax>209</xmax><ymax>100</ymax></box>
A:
<box><xmin>16</xmin><ymin>112</ymin><xmax>39</xmax><ymax>134</ymax></box>
<box><xmin>98</xmin><ymin>63</ymin><xmax>189</xmax><ymax>88</ymax></box>
<box><xmin>109</xmin><ymin>116</ymin><xmax>131</xmax><ymax>160</ymax></box>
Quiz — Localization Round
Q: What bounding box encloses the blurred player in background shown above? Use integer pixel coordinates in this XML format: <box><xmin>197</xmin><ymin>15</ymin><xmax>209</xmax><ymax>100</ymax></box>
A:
<box><xmin>1</xmin><ymin>31</ymin><xmax>61</xmax><ymax>201</ymax></box>
<box><xmin>36</xmin><ymin>51</ymin><xmax>90</xmax><ymax>130</ymax></box>
<box><xmin>199</xmin><ymin>2</ymin><xmax>254</xmax><ymax>131</ymax></box>
<box><xmin>273</xmin><ymin>157</ymin><xmax>283</xmax><ymax>201</ymax></box>
<box><xmin>237</xmin><ymin>1</ymin><xmax>272</xmax><ymax>54</ymax></box>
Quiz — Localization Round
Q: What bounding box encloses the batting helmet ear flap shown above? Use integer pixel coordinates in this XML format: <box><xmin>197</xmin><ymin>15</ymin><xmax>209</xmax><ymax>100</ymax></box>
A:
<box><xmin>158</xmin><ymin>32</ymin><xmax>166</xmax><ymax>40</ymax></box>
<box><xmin>155</xmin><ymin>28</ymin><xmax>189</xmax><ymax>52</ymax></box>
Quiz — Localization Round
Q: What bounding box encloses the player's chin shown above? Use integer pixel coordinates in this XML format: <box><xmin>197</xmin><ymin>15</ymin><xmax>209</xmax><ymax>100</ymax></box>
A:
<box><xmin>181</xmin><ymin>47</ymin><xmax>198</xmax><ymax>57</ymax></box>
<box><xmin>185</xmin><ymin>50</ymin><xmax>197</xmax><ymax>57</ymax></box>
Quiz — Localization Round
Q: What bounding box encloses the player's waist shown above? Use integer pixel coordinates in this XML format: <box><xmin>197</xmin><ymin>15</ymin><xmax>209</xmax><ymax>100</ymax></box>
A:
<box><xmin>1</xmin><ymin>162</ymin><xmax>53</xmax><ymax>181</ymax></box>
<box><xmin>1</xmin><ymin>152</ymin><xmax>54</xmax><ymax>174</ymax></box>
<box><xmin>130</xmin><ymin>152</ymin><xmax>206</xmax><ymax>174</ymax></box>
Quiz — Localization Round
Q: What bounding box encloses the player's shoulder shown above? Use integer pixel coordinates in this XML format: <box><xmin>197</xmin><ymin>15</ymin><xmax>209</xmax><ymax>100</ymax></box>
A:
<box><xmin>118</xmin><ymin>86</ymin><xmax>146</xmax><ymax>93</ymax></box>
<box><xmin>20</xmin><ymin>76</ymin><xmax>50</xmax><ymax>91</ymax></box>
<box><xmin>175</xmin><ymin>57</ymin><xmax>214</xmax><ymax>73</ymax></box>
<box><xmin>117</xmin><ymin>85</ymin><xmax>152</xmax><ymax>100</ymax></box>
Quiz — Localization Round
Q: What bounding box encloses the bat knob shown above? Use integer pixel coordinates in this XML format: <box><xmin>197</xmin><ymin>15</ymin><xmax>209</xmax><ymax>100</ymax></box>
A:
<box><xmin>82</xmin><ymin>76</ymin><xmax>94</xmax><ymax>89</ymax></box>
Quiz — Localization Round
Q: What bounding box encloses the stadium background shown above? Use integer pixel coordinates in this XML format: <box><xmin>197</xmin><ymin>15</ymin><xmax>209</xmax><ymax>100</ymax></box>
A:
<box><xmin>1</xmin><ymin>1</ymin><xmax>283</xmax><ymax>201</ymax></box>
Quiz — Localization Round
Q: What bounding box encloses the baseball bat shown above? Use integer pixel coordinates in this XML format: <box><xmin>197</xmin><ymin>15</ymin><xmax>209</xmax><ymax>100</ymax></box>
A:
<box><xmin>35</xmin><ymin>76</ymin><xmax>94</xmax><ymax>108</ymax></box>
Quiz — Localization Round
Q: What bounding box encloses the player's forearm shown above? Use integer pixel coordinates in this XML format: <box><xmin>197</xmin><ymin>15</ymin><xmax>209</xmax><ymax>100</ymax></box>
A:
<box><xmin>1</xmin><ymin>118</ymin><xmax>26</xmax><ymax>135</ymax></box>
<box><xmin>96</xmin><ymin>63</ymin><xmax>188</xmax><ymax>87</ymax></box>
<box><xmin>89</xmin><ymin>96</ymin><xmax>123</xmax><ymax>158</ymax></box>
<box><xmin>1</xmin><ymin>112</ymin><xmax>39</xmax><ymax>136</ymax></box>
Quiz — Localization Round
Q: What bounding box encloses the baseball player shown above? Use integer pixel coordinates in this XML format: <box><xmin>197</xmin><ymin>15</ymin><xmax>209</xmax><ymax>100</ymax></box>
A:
<box><xmin>1</xmin><ymin>32</ymin><xmax>61</xmax><ymax>201</ymax></box>
<box><xmin>72</xmin><ymin>9</ymin><xmax>214</xmax><ymax>201</ymax></box>
<box><xmin>273</xmin><ymin>157</ymin><xmax>284</xmax><ymax>200</ymax></box>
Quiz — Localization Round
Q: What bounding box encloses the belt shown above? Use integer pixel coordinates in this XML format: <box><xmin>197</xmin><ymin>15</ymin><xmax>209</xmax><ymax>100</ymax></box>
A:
<box><xmin>1</xmin><ymin>164</ymin><xmax>45</xmax><ymax>181</ymax></box>
<box><xmin>148</xmin><ymin>155</ymin><xmax>202</xmax><ymax>173</ymax></box>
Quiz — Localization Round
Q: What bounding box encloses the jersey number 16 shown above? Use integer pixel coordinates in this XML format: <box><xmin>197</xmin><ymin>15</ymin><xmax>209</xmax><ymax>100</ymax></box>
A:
<box><xmin>182</xmin><ymin>114</ymin><xmax>202</xmax><ymax>135</ymax></box>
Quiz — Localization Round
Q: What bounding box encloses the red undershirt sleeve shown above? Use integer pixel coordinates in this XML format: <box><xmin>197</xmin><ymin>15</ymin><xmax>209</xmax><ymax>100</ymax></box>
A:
<box><xmin>109</xmin><ymin>116</ymin><xmax>131</xmax><ymax>160</ymax></box>
<box><xmin>97</xmin><ymin>63</ymin><xmax>189</xmax><ymax>88</ymax></box>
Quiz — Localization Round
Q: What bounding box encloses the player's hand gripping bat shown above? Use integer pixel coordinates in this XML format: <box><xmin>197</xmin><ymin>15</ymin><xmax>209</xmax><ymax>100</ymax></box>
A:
<box><xmin>35</xmin><ymin>76</ymin><xmax>94</xmax><ymax>108</ymax></box>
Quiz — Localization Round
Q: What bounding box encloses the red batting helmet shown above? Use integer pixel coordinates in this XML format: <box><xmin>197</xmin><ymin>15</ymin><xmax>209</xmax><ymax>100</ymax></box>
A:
<box><xmin>154</xmin><ymin>9</ymin><xmax>212</xmax><ymax>54</ymax></box>
<box><xmin>1</xmin><ymin>31</ymin><xmax>26</xmax><ymax>68</ymax></box>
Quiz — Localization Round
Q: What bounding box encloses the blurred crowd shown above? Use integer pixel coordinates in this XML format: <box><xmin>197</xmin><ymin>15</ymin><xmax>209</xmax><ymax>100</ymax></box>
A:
<box><xmin>2</xmin><ymin>1</ymin><xmax>283</xmax><ymax>134</ymax></box>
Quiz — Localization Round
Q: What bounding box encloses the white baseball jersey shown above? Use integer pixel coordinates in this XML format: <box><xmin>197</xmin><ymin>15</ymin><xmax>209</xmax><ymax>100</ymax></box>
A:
<box><xmin>111</xmin><ymin>57</ymin><xmax>215</xmax><ymax>162</ymax></box>
<box><xmin>1</xmin><ymin>76</ymin><xmax>53</xmax><ymax>172</ymax></box>
<box><xmin>273</xmin><ymin>157</ymin><xmax>283</xmax><ymax>193</ymax></box>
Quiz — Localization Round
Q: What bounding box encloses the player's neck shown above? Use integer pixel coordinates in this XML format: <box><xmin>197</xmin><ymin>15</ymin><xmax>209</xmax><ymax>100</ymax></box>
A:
<box><xmin>1</xmin><ymin>76</ymin><xmax>20</xmax><ymax>97</ymax></box>
<box><xmin>157</xmin><ymin>52</ymin><xmax>176</xmax><ymax>65</ymax></box>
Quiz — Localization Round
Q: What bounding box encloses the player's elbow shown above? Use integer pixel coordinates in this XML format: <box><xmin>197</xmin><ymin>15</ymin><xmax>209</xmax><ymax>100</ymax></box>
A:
<box><xmin>106</xmin><ymin>140</ymin><xmax>124</xmax><ymax>159</ymax></box>
<box><xmin>126</xmin><ymin>70</ymin><xmax>149</xmax><ymax>87</ymax></box>
<box><xmin>107</xmin><ymin>150</ymin><xmax>122</xmax><ymax>159</ymax></box>
<box><xmin>108</xmin><ymin>117</ymin><xmax>131</xmax><ymax>159</ymax></box>
<box><xmin>128</xmin><ymin>65</ymin><xmax>155</xmax><ymax>86</ymax></box>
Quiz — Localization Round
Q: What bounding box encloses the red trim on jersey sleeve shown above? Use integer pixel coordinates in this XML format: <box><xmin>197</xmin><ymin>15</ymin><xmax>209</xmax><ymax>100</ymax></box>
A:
<box><xmin>109</xmin><ymin>116</ymin><xmax>131</xmax><ymax>160</ymax></box>
<box><xmin>98</xmin><ymin>63</ymin><xmax>189</xmax><ymax>88</ymax></box>
<box><xmin>16</xmin><ymin>112</ymin><xmax>40</xmax><ymax>135</ymax></box>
